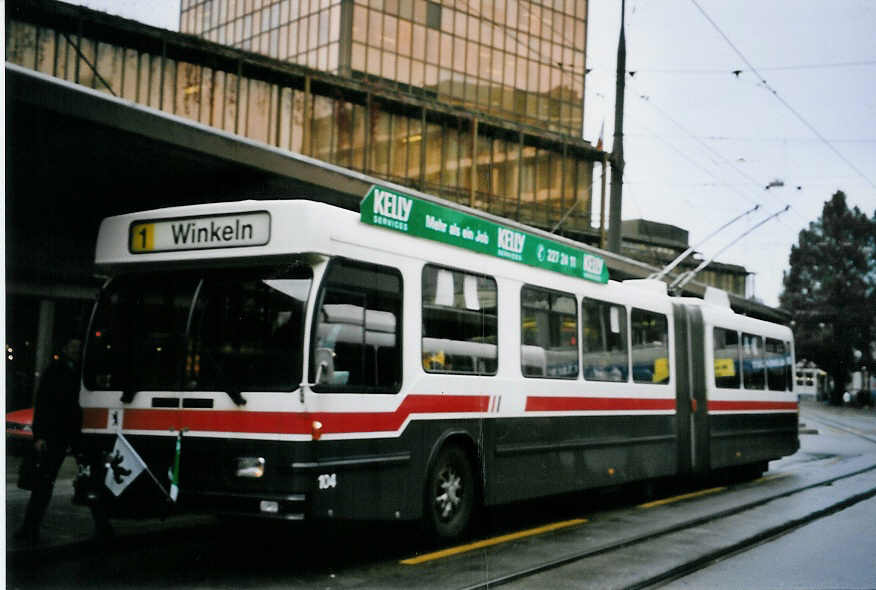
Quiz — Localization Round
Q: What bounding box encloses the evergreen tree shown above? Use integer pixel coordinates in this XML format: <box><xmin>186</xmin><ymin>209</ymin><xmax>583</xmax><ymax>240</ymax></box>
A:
<box><xmin>780</xmin><ymin>191</ymin><xmax>876</xmax><ymax>404</ymax></box>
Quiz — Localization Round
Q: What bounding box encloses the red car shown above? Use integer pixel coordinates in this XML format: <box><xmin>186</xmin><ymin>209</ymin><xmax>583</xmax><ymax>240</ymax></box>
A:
<box><xmin>6</xmin><ymin>407</ymin><xmax>34</xmax><ymax>456</ymax></box>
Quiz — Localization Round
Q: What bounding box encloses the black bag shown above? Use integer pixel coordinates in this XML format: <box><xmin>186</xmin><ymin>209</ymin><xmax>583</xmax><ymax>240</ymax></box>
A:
<box><xmin>17</xmin><ymin>452</ymin><xmax>40</xmax><ymax>491</ymax></box>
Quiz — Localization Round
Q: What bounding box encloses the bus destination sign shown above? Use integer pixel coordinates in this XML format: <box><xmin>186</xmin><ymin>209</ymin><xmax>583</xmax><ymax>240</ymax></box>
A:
<box><xmin>129</xmin><ymin>211</ymin><xmax>271</xmax><ymax>254</ymax></box>
<box><xmin>361</xmin><ymin>185</ymin><xmax>608</xmax><ymax>283</ymax></box>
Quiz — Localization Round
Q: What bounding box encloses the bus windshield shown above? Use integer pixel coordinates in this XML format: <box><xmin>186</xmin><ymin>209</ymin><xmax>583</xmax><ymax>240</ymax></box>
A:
<box><xmin>84</xmin><ymin>265</ymin><xmax>313</xmax><ymax>396</ymax></box>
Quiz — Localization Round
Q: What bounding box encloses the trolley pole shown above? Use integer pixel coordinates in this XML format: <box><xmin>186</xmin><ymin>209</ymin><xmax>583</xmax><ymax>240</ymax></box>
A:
<box><xmin>607</xmin><ymin>0</ymin><xmax>626</xmax><ymax>253</ymax></box>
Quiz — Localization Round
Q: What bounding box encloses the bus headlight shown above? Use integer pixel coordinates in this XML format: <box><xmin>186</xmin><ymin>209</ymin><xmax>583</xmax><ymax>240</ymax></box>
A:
<box><xmin>236</xmin><ymin>457</ymin><xmax>265</xmax><ymax>478</ymax></box>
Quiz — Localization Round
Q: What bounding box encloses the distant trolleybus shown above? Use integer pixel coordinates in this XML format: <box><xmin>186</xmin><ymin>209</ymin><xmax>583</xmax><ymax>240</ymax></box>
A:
<box><xmin>76</xmin><ymin>186</ymin><xmax>799</xmax><ymax>540</ymax></box>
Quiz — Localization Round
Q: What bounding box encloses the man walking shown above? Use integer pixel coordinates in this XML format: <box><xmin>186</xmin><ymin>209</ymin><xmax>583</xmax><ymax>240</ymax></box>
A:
<box><xmin>15</xmin><ymin>338</ymin><xmax>112</xmax><ymax>543</ymax></box>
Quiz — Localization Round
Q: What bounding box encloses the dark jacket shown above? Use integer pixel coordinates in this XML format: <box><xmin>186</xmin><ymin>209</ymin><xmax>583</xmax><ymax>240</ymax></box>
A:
<box><xmin>31</xmin><ymin>357</ymin><xmax>82</xmax><ymax>447</ymax></box>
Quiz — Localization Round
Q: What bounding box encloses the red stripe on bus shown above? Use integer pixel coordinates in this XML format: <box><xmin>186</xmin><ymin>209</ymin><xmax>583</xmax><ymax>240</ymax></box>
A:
<box><xmin>81</xmin><ymin>394</ymin><xmax>491</xmax><ymax>435</ymax></box>
<box><xmin>121</xmin><ymin>408</ymin><xmax>307</xmax><ymax>433</ymax></box>
<box><xmin>708</xmin><ymin>400</ymin><xmax>798</xmax><ymax>412</ymax></box>
<box><xmin>525</xmin><ymin>396</ymin><xmax>676</xmax><ymax>412</ymax></box>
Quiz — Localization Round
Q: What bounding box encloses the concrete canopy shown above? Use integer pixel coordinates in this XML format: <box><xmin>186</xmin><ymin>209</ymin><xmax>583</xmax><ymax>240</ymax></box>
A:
<box><xmin>6</xmin><ymin>64</ymin><xmax>371</xmax><ymax>293</ymax></box>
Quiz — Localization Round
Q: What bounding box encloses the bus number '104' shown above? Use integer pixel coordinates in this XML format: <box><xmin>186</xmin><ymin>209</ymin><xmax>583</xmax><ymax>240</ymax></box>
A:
<box><xmin>318</xmin><ymin>473</ymin><xmax>337</xmax><ymax>490</ymax></box>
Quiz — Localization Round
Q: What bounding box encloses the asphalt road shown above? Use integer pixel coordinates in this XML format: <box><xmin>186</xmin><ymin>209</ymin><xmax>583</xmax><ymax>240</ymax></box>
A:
<box><xmin>664</xmin><ymin>494</ymin><xmax>876</xmax><ymax>589</ymax></box>
<box><xmin>662</xmin><ymin>401</ymin><xmax>876</xmax><ymax>589</ymax></box>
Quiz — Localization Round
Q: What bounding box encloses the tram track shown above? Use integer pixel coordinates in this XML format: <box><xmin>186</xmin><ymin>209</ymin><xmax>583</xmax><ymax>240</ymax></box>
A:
<box><xmin>455</xmin><ymin>462</ymin><xmax>876</xmax><ymax>590</ymax></box>
<box><xmin>631</xmin><ymin>483</ymin><xmax>876</xmax><ymax>589</ymax></box>
<box><xmin>803</xmin><ymin>412</ymin><xmax>876</xmax><ymax>445</ymax></box>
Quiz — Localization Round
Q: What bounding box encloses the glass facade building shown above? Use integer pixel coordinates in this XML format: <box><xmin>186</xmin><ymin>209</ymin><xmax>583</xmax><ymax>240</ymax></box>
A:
<box><xmin>6</xmin><ymin>4</ymin><xmax>599</xmax><ymax>235</ymax></box>
<box><xmin>176</xmin><ymin>0</ymin><xmax>599</xmax><ymax>235</ymax></box>
<box><xmin>180</xmin><ymin>0</ymin><xmax>587</xmax><ymax>135</ymax></box>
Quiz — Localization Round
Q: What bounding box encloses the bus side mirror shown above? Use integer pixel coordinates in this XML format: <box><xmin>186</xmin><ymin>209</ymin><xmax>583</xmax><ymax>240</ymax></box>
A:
<box><xmin>314</xmin><ymin>348</ymin><xmax>335</xmax><ymax>385</ymax></box>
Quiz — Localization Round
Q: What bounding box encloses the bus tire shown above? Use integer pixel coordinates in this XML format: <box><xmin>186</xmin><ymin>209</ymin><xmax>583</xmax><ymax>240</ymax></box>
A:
<box><xmin>424</xmin><ymin>443</ymin><xmax>475</xmax><ymax>541</ymax></box>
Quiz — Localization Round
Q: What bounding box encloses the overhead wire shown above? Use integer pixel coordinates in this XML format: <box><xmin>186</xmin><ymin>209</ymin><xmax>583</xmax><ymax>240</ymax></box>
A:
<box><xmin>586</xmin><ymin>10</ymin><xmax>770</xmax><ymax>205</ymax></box>
<box><xmin>587</xmin><ymin>6</ymin><xmax>771</xmax><ymax>242</ymax></box>
<box><xmin>689</xmin><ymin>0</ymin><xmax>876</xmax><ymax>192</ymax></box>
<box><xmin>623</xmin><ymin>113</ymin><xmax>760</xmax><ymax>206</ymax></box>
<box><xmin>488</xmin><ymin>0</ymin><xmax>817</xmax><ymax>244</ymax></box>
<box><xmin>625</xmin><ymin>79</ymin><xmax>782</xmax><ymax>207</ymax></box>
<box><xmin>586</xmin><ymin>59</ymin><xmax>876</xmax><ymax>75</ymax></box>
<box><xmin>615</xmin><ymin>14</ymin><xmax>826</xmax><ymax>228</ymax></box>
<box><xmin>624</xmin><ymin>62</ymin><xmax>810</xmax><ymax>235</ymax></box>
<box><xmin>624</xmin><ymin>134</ymin><xmax>876</xmax><ymax>144</ymax></box>
<box><xmin>622</xmin><ymin>110</ymin><xmax>816</xmax><ymax>226</ymax></box>
<box><xmin>584</xmin><ymin>2</ymin><xmax>825</xmax><ymax>299</ymax></box>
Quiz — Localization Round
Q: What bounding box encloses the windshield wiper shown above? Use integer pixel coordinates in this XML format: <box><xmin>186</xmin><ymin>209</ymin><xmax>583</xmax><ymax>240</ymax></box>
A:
<box><xmin>226</xmin><ymin>386</ymin><xmax>247</xmax><ymax>406</ymax></box>
<box><xmin>120</xmin><ymin>385</ymin><xmax>137</xmax><ymax>404</ymax></box>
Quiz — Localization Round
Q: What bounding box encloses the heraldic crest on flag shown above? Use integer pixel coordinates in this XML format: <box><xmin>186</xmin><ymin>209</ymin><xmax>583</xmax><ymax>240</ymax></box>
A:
<box><xmin>104</xmin><ymin>432</ymin><xmax>147</xmax><ymax>497</ymax></box>
<box><xmin>104</xmin><ymin>430</ymin><xmax>184</xmax><ymax>502</ymax></box>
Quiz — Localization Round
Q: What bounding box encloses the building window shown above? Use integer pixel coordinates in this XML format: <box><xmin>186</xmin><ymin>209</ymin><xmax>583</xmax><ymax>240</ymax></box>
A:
<box><xmin>426</xmin><ymin>1</ymin><xmax>441</xmax><ymax>30</ymax></box>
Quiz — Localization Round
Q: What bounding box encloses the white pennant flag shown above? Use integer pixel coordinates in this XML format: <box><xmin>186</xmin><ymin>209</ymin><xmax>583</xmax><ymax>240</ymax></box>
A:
<box><xmin>167</xmin><ymin>431</ymin><xmax>182</xmax><ymax>502</ymax></box>
<box><xmin>104</xmin><ymin>433</ymin><xmax>147</xmax><ymax>497</ymax></box>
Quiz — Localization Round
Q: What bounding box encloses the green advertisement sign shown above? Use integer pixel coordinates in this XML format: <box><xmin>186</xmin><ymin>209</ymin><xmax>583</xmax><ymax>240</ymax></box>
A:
<box><xmin>360</xmin><ymin>185</ymin><xmax>609</xmax><ymax>284</ymax></box>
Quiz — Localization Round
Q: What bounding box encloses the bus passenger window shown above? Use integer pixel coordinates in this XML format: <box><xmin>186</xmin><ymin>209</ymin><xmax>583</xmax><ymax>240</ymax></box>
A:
<box><xmin>713</xmin><ymin>328</ymin><xmax>740</xmax><ymax>389</ymax></box>
<box><xmin>521</xmin><ymin>286</ymin><xmax>578</xmax><ymax>378</ymax></box>
<box><xmin>742</xmin><ymin>333</ymin><xmax>765</xmax><ymax>390</ymax></box>
<box><xmin>581</xmin><ymin>298</ymin><xmax>628</xmax><ymax>382</ymax></box>
<box><xmin>422</xmin><ymin>265</ymin><xmax>497</xmax><ymax>375</ymax></box>
<box><xmin>631</xmin><ymin>309</ymin><xmax>669</xmax><ymax>384</ymax></box>
<box><xmin>311</xmin><ymin>260</ymin><xmax>403</xmax><ymax>393</ymax></box>
<box><xmin>766</xmin><ymin>338</ymin><xmax>788</xmax><ymax>391</ymax></box>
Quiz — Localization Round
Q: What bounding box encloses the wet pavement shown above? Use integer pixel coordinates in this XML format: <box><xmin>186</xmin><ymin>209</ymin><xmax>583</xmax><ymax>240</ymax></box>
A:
<box><xmin>5</xmin><ymin>454</ymin><xmax>212</xmax><ymax>560</ymax></box>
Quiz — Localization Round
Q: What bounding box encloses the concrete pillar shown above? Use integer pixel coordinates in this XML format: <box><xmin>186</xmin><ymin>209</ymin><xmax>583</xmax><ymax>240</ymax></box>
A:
<box><xmin>33</xmin><ymin>299</ymin><xmax>56</xmax><ymax>401</ymax></box>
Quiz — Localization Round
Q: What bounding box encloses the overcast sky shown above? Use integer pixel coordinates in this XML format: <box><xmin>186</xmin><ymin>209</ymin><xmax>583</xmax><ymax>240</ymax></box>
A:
<box><xmin>66</xmin><ymin>0</ymin><xmax>876</xmax><ymax>307</ymax></box>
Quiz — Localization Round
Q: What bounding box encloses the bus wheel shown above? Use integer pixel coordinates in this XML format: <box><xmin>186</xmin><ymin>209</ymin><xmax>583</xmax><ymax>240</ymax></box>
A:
<box><xmin>425</xmin><ymin>444</ymin><xmax>475</xmax><ymax>541</ymax></box>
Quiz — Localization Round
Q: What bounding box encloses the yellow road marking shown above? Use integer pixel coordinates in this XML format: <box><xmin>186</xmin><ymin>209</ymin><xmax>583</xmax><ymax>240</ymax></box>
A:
<box><xmin>637</xmin><ymin>486</ymin><xmax>726</xmax><ymax>509</ymax></box>
<box><xmin>400</xmin><ymin>518</ymin><xmax>588</xmax><ymax>565</ymax></box>
<box><xmin>755</xmin><ymin>472</ymin><xmax>793</xmax><ymax>484</ymax></box>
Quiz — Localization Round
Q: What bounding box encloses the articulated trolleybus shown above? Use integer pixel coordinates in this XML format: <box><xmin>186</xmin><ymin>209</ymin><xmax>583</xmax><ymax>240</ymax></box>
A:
<box><xmin>78</xmin><ymin>186</ymin><xmax>798</xmax><ymax>539</ymax></box>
